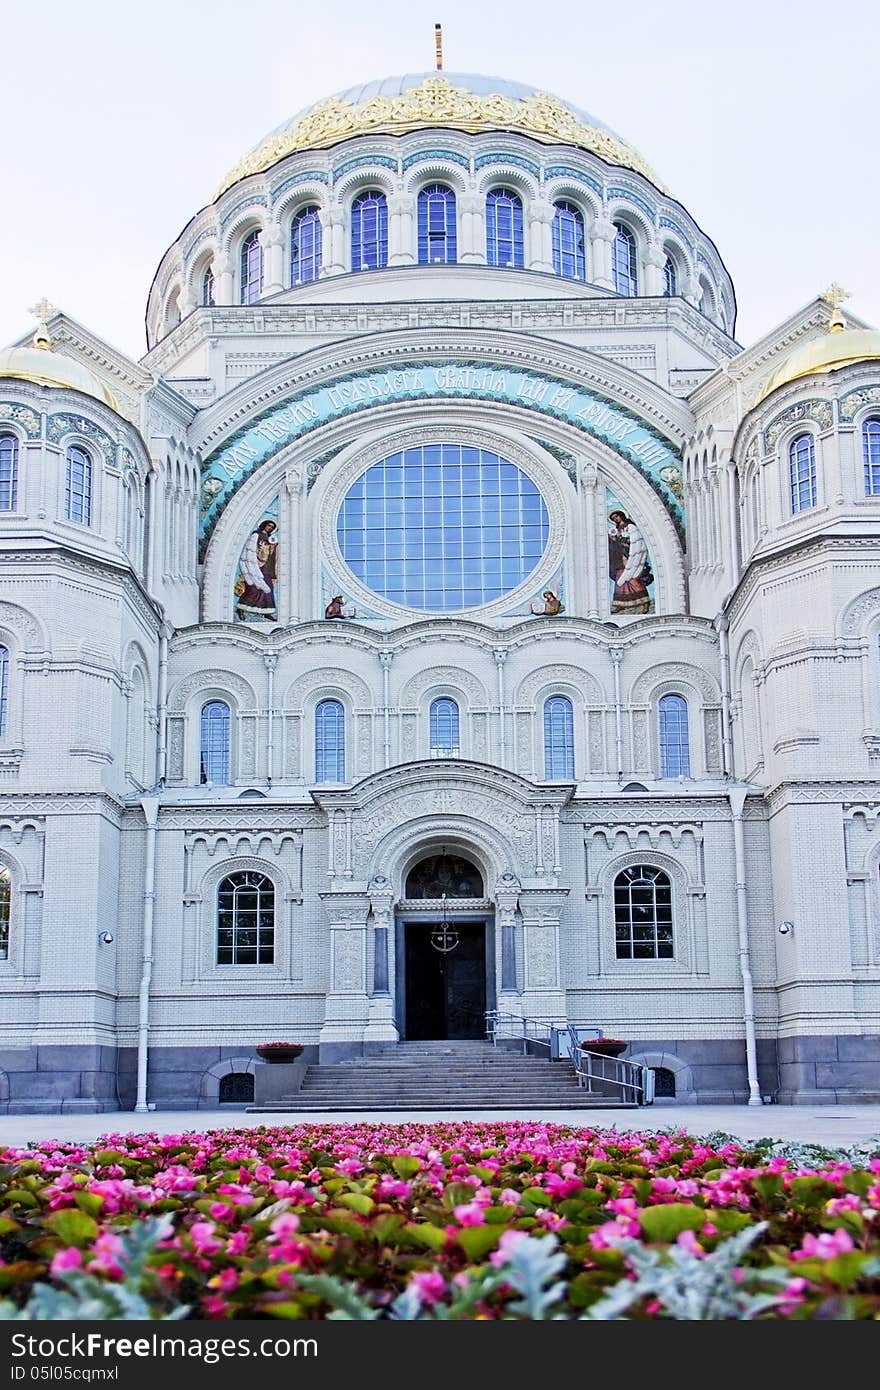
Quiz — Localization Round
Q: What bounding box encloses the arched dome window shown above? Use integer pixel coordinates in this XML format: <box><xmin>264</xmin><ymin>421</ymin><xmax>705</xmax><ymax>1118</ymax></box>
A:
<box><xmin>351</xmin><ymin>192</ymin><xmax>388</xmax><ymax>271</ymax></box>
<box><xmin>240</xmin><ymin>230</ymin><xmax>263</xmax><ymax>305</ymax></box>
<box><xmin>658</xmin><ymin>694</ymin><xmax>690</xmax><ymax>777</ymax></box>
<box><xmin>429</xmin><ymin>697</ymin><xmax>460</xmax><ymax>757</ymax></box>
<box><xmin>418</xmin><ymin>185</ymin><xmax>457</xmax><ymax>265</ymax></box>
<box><xmin>486</xmin><ymin>188</ymin><xmax>524</xmax><ymax>269</ymax></box>
<box><xmin>544</xmin><ymin>695</ymin><xmax>574</xmax><ymax>779</ymax></box>
<box><xmin>699</xmin><ymin>278</ymin><xmax>716</xmax><ymax>320</ymax></box>
<box><xmin>0</xmin><ymin>433</ymin><xmax>18</xmax><ymax>511</ymax></box>
<box><xmin>863</xmin><ymin>418</ymin><xmax>880</xmax><ymax>496</ymax></box>
<box><xmin>614</xmin><ymin>865</ymin><xmax>673</xmax><ymax>959</ymax></box>
<box><xmin>64</xmin><ymin>444</ymin><xmax>92</xmax><ymax>526</ymax></box>
<box><xmin>0</xmin><ymin>644</ymin><xmax>8</xmax><ymax>738</ymax></box>
<box><xmin>291</xmin><ymin>206</ymin><xmax>322</xmax><ymax>285</ymax></box>
<box><xmin>612</xmin><ymin>223</ymin><xmax>637</xmax><ymax>296</ymax></box>
<box><xmin>315</xmin><ymin>699</ymin><xmax>345</xmax><ymax>782</ymax></box>
<box><xmin>216</xmin><ymin>871</ymin><xmax>274</xmax><ymax>965</ymax></box>
<box><xmin>662</xmin><ymin>255</ymin><xmax>677</xmax><ymax>297</ymax></box>
<box><xmin>552</xmin><ymin>201</ymin><xmax>586</xmax><ymax>280</ymax></box>
<box><xmin>789</xmin><ymin>433</ymin><xmax>817</xmax><ymax>514</ymax></box>
<box><xmin>0</xmin><ymin>865</ymin><xmax>9</xmax><ymax>961</ymax></box>
<box><xmin>200</xmin><ymin>700</ymin><xmax>231</xmax><ymax>784</ymax></box>
<box><xmin>202</xmin><ymin>266</ymin><xmax>215</xmax><ymax>307</ymax></box>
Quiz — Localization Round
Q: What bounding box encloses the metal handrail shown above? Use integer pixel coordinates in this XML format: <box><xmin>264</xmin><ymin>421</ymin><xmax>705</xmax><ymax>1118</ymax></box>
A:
<box><xmin>485</xmin><ymin>1010</ymin><xmax>557</xmax><ymax>1055</ymax></box>
<box><xmin>568</xmin><ymin>1024</ymin><xmax>654</xmax><ymax>1104</ymax></box>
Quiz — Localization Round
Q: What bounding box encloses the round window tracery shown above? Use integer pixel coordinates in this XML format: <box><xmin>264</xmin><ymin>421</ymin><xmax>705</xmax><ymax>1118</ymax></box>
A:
<box><xmin>336</xmin><ymin>443</ymin><xmax>549</xmax><ymax>611</ymax></box>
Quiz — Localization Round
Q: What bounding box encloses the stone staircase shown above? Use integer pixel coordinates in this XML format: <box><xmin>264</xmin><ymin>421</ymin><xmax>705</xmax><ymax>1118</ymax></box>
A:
<box><xmin>248</xmin><ymin>1039</ymin><xmax>640</xmax><ymax>1111</ymax></box>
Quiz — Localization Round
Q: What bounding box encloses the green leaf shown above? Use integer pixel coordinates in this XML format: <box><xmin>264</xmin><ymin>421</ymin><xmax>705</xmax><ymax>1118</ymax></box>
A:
<box><xmin>442</xmin><ymin>1182</ymin><xmax>480</xmax><ymax>1210</ymax></box>
<box><xmin>404</xmin><ymin>1222</ymin><xmax>448</xmax><ymax>1251</ymax></box>
<box><xmin>521</xmin><ymin>1187</ymin><xmax>552</xmax><ymax>1209</ymax></box>
<box><xmin>45</xmin><ymin>1209</ymin><xmax>100</xmax><ymax>1246</ymax></box>
<box><xmin>638</xmin><ymin>1203</ymin><xmax>707</xmax><ymax>1243</ymax></box>
<box><xmin>338</xmin><ymin>1192</ymin><xmax>374</xmax><ymax>1216</ymax></box>
<box><xmin>391</xmin><ymin>1156</ymin><xmax>422</xmax><ymax>1179</ymax></box>
<box><xmin>370</xmin><ymin>1214</ymin><xmax>405</xmax><ymax>1245</ymax></box>
<box><xmin>753</xmin><ymin>1174</ymin><xmax>783</xmax><ymax>1201</ymax></box>
<box><xmin>4</xmin><ymin>1190</ymin><xmax>38</xmax><ymax>1209</ymax></box>
<box><xmin>703</xmin><ymin>1209</ymin><xmax>753</xmax><ymax>1235</ymax></box>
<box><xmin>0</xmin><ymin>1217</ymin><xmax>20</xmax><ymax>1235</ymax></box>
<box><xmin>457</xmin><ymin>1225</ymin><xmax>502</xmax><ymax>1261</ymax></box>
<box><xmin>92</xmin><ymin>1150</ymin><xmax>128</xmax><ymax>1167</ymax></box>
<box><xmin>73</xmin><ymin>1192</ymin><xmax>105</xmax><ymax>1217</ymax></box>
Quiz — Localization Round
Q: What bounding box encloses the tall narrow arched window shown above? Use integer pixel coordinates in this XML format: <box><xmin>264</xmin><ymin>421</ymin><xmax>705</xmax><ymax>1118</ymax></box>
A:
<box><xmin>789</xmin><ymin>433</ymin><xmax>817</xmax><ymax>513</ymax></box>
<box><xmin>240</xmin><ymin>230</ymin><xmax>263</xmax><ymax>304</ymax></box>
<box><xmin>315</xmin><ymin>699</ymin><xmax>345</xmax><ymax>782</ymax></box>
<box><xmin>65</xmin><ymin>444</ymin><xmax>92</xmax><ymax>525</ymax></box>
<box><xmin>290</xmin><ymin>205</ymin><xmax>322</xmax><ymax>284</ymax></box>
<box><xmin>614</xmin><ymin>865</ymin><xmax>673</xmax><ymax>958</ymax></box>
<box><xmin>658</xmin><ymin>694</ymin><xmax>691</xmax><ymax>777</ymax></box>
<box><xmin>863</xmin><ymin>418</ymin><xmax>880</xmax><ymax>496</ymax></box>
<box><xmin>544</xmin><ymin>695</ymin><xmax>575</xmax><ymax>779</ymax></box>
<box><xmin>0</xmin><ymin>434</ymin><xmax>18</xmax><ymax>511</ymax></box>
<box><xmin>611</xmin><ymin>222</ymin><xmax>638</xmax><ymax>296</ymax></box>
<box><xmin>486</xmin><ymin>188</ymin><xmax>524</xmax><ymax>268</ymax></box>
<box><xmin>662</xmin><ymin>255</ymin><xmax>677</xmax><ymax>297</ymax></box>
<box><xmin>0</xmin><ymin>644</ymin><xmax>8</xmax><ymax>738</ymax></box>
<box><xmin>552</xmin><ymin>201</ymin><xmax>586</xmax><ymax>280</ymax></box>
<box><xmin>351</xmin><ymin>192</ymin><xmax>388</xmax><ymax>271</ymax></box>
<box><xmin>0</xmin><ymin>865</ymin><xmax>9</xmax><ymax>960</ymax></box>
<box><xmin>202</xmin><ymin>266</ymin><xmax>215</xmax><ymax>307</ymax></box>
<box><xmin>418</xmin><ymin>185</ymin><xmax>457</xmax><ymax>264</ymax></box>
<box><xmin>200</xmin><ymin>700</ymin><xmax>231</xmax><ymax>784</ymax></box>
<box><xmin>216</xmin><ymin>871</ymin><xmax>274</xmax><ymax>965</ymax></box>
<box><xmin>429</xmin><ymin>697</ymin><xmax>460</xmax><ymax>757</ymax></box>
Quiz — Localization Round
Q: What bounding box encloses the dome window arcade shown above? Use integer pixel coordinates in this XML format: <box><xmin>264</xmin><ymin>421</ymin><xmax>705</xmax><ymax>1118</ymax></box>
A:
<box><xmin>290</xmin><ymin>205</ymin><xmax>322</xmax><ymax>285</ymax></box>
<box><xmin>863</xmin><ymin>418</ymin><xmax>880</xmax><ymax>496</ymax></box>
<box><xmin>612</xmin><ymin>222</ymin><xmax>638</xmax><ymax>297</ymax></box>
<box><xmin>662</xmin><ymin>254</ymin><xmax>678</xmax><ymax>298</ymax></box>
<box><xmin>202</xmin><ymin>266</ymin><xmax>215</xmax><ymax>307</ymax></box>
<box><xmin>240</xmin><ymin>230</ymin><xmax>264</xmax><ymax>305</ymax></box>
<box><xmin>552</xmin><ymin>201</ymin><xmax>586</xmax><ymax>281</ymax></box>
<box><xmin>0</xmin><ymin>434</ymin><xmax>18</xmax><ymax>511</ymax></box>
<box><xmin>486</xmin><ymin>188</ymin><xmax>524</xmax><ymax>269</ymax></box>
<box><xmin>64</xmin><ymin>444</ymin><xmax>93</xmax><ymax>526</ymax></box>
<box><xmin>351</xmin><ymin>191</ymin><xmax>388</xmax><ymax>271</ymax></box>
<box><xmin>789</xmin><ymin>433</ymin><xmax>817</xmax><ymax>514</ymax></box>
<box><xmin>417</xmin><ymin>185</ymin><xmax>457</xmax><ymax>265</ymax></box>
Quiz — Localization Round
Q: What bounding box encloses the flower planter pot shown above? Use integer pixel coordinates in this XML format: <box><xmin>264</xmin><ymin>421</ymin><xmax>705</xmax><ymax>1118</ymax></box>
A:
<box><xmin>256</xmin><ymin>1044</ymin><xmax>304</xmax><ymax>1063</ymax></box>
<box><xmin>580</xmin><ymin>1040</ymin><xmax>628</xmax><ymax>1058</ymax></box>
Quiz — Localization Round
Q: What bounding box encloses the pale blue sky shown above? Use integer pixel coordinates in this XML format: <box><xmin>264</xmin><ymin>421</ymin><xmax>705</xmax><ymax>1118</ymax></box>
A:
<box><xmin>2</xmin><ymin>0</ymin><xmax>877</xmax><ymax>358</ymax></box>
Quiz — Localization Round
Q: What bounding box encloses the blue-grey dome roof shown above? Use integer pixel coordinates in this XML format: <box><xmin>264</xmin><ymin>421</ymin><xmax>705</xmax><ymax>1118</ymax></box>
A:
<box><xmin>216</xmin><ymin>71</ymin><xmax>664</xmax><ymax>196</ymax></box>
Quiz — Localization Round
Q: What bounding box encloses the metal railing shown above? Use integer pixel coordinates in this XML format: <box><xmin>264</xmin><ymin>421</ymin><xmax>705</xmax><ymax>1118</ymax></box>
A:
<box><xmin>568</xmin><ymin>1025</ymin><xmax>654</xmax><ymax>1105</ymax></box>
<box><xmin>485</xmin><ymin>1010</ymin><xmax>557</xmax><ymax>1055</ymax></box>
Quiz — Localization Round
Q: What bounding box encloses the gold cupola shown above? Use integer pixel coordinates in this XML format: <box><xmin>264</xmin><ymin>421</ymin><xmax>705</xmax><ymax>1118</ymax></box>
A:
<box><xmin>0</xmin><ymin>301</ymin><xmax>118</xmax><ymax>411</ymax></box>
<box><xmin>756</xmin><ymin>287</ymin><xmax>880</xmax><ymax>405</ymax></box>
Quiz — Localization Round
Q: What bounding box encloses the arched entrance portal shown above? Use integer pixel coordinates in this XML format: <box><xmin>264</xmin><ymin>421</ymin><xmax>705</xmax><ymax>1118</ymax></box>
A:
<box><xmin>397</xmin><ymin>852</ymin><xmax>494</xmax><ymax>1040</ymax></box>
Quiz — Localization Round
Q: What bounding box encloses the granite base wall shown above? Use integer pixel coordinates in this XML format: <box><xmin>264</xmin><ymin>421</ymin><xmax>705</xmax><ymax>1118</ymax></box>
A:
<box><xmin>1</xmin><ymin>1036</ymin><xmax>877</xmax><ymax>1111</ymax></box>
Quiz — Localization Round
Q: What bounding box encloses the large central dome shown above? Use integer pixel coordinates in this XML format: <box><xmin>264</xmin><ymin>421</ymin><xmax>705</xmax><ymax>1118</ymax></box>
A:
<box><xmin>215</xmin><ymin>71</ymin><xmax>665</xmax><ymax>198</ymax></box>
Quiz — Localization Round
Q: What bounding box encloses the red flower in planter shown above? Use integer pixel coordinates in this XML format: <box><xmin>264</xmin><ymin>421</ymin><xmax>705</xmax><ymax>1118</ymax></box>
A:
<box><xmin>580</xmin><ymin>1038</ymin><xmax>628</xmax><ymax>1056</ymax></box>
<box><xmin>255</xmin><ymin>1041</ymin><xmax>305</xmax><ymax>1062</ymax></box>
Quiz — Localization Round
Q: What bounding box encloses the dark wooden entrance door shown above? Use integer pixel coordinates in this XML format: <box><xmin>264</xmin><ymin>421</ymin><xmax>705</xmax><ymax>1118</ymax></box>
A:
<box><xmin>404</xmin><ymin>921</ymin><xmax>486</xmax><ymax>1040</ymax></box>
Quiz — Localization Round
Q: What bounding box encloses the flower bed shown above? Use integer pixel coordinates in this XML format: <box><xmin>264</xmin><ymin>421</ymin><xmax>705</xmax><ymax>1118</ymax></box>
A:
<box><xmin>1</xmin><ymin>1122</ymin><xmax>878</xmax><ymax>1319</ymax></box>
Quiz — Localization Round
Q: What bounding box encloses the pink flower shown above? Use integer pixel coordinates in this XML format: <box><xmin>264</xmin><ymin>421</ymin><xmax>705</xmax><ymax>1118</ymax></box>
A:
<box><xmin>268</xmin><ymin>1212</ymin><xmax>301</xmax><ymax>1238</ymax></box>
<box><xmin>793</xmin><ymin>1228</ymin><xmax>855</xmax><ymax>1261</ymax></box>
<box><xmin>412</xmin><ymin>1271</ymin><xmax>446</xmax><ymax>1305</ymax></box>
<box><xmin>675</xmin><ymin>1229</ymin><xmax>704</xmax><ymax>1257</ymax></box>
<box><xmin>453</xmin><ymin>1201</ymin><xmax>485</xmax><ymax>1226</ymax></box>
<box><xmin>50</xmin><ymin>1247</ymin><xmax>83</xmax><ymax>1277</ymax></box>
<box><xmin>190</xmin><ymin>1220</ymin><xmax>223</xmax><ymax>1255</ymax></box>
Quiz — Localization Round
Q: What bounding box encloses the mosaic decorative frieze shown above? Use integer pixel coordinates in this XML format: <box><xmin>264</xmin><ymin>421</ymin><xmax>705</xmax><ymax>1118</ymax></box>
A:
<box><xmin>474</xmin><ymin>152</ymin><xmax>540</xmax><ymax>177</ymax></box>
<box><xmin>839</xmin><ymin>385</ymin><xmax>880</xmax><ymax>422</ymax></box>
<box><xmin>528</xmin><ymin>436</ymin><xmax>577</xmax><ymax>484</ymax></box>
<box><xmin>333</xmin><ymin>154</ymin><xmax>397</xmax><ymax>179</ymax></box>
<box><xmin>306</xmin><ymin>445</ymin><xmax>347</xmax><ymax>493</ymax></box>
<box><xmin>270</xmin><ymin>171</ymin><xmax>329</xmax><ymax>199</ymax></box>
<box><xmin>0</xmin><ymin>403</ymin><xmax>40</xmax><ymax>438</ymax></box>
<box><xmin>402</xmin><ymin>149</ymin><xmax>470</xmax><ymax>171</ymax></box>
<box><xmin>608</xmin><ymin>186</ymin><xmax>654</xmax><ymax>222</ymax></box>
<box><xmin>544</xmin><ymin>165</ymin><xmax>603</xmax><ymax>194</ymax></box>
<box><xmin>764</xmin><ymin>399</ymin><xmax>833</xmax><ymax>451</ymax></box>
<box><xmin>46</xmin><ymin>413</ymin><xmax>114</xmax><ymax>463</ymax></box>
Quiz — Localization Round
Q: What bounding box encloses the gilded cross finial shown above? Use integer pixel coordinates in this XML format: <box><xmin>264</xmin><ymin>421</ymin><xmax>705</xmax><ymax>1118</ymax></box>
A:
<box><xmin>820</xmin><ymin>283</ymin><xmax>850</xmax><ymax>332</ymax></box>
<box><xmin>28</xmin><ymin>298</ymin><xmax>56</xmax><ymax>350</ymax></box>
<box><xmin>434</xmin><ymin>22</ymin><xmax>443</xmax><ymax>70</ymax></box>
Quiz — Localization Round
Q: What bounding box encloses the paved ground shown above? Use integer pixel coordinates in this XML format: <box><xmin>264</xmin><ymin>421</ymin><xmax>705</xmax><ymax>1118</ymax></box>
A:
<box><xmin>1</xmin><ymin>1105</ymin><xmax>878</xmax><ymax>1149</ymax></box>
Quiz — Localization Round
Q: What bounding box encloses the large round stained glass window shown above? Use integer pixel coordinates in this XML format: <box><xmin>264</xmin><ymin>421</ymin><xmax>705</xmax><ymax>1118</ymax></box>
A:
<box><xmin>336</xmin><ymin>444</ymin><xmax>550</xmax><ymax>610</ymax></box>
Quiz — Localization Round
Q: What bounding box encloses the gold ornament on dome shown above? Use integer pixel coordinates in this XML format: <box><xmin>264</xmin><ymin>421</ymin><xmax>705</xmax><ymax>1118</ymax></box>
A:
<box><xmin>214</xmin><ymin>76</ymin><xmax>667</xmax><ymax>198</ymax></box>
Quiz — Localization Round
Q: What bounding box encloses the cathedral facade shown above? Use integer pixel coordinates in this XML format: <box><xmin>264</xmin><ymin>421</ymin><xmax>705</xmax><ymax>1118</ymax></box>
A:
<box><xmin>1</xmin><ymin>72</ymin><xmax>879</xmax><ymax>1112</ymax></box>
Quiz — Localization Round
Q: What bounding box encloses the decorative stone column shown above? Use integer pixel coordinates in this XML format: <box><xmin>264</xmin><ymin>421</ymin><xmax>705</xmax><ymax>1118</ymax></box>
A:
<box><xmin>495</xmin><ymin>871</ymin><xmax>521</xmax><ymax>995</ymax></box>
<box><xmin>459</xmin><ymin>194</ymin><xmax>485</xmax><ymax>263</ymax></box>
<box><xmin>317</xmin><ymin>890</ymin><xmax>372</xmax><ymax>1058</ymax></box>
<box><xmin>517</xmin><ymin>886</ymin><xmax>569</xmax><ymax>1021</ymax></box>
<box><xmin>263</xmin><ymin>224</ymin><xmax>285</xmax><ymax>295</ymax></box>
<box><xmin>388</xmin><ymin>194</ymin><xmax>415</xmax><ymax>266</ymax></box>
<box><xmin>325</xmin><ymin>207</ymin><xmax>346</xmax><ymax>275</ymax></box>
<box><xmin>589</xmin><ymin>218</ymin><xmax>616</xmax><ymax>290</ymax></box>
<box><xmin>214</xmin><ymin>253</ymin><xmax>233</xmax><ymax>306</ymax></box>
<box><xmin>528</xmin><ymin>200</ymin><xmax>555</xmax><ymax>272</ymax></box>
<box><xmin>364</xmin><ymin>874</ymin><xmax>398</xmax><ymax>1044</ymax></box>
<box><xmin>644</xmin><ymin>239</ymin><xmax>666</xmax><ymax>297</ymax></box>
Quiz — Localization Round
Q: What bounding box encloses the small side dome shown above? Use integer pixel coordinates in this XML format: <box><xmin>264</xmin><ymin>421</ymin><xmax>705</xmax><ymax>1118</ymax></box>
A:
<box><xmin>0</xmin><ymin>309</ymin><xmax>118</xmax><ymax>411</ymax></box>
<box><xmin>756</xmin><ymin>304</ymin><xmax>880</xmax><ymax>405</ymax></box>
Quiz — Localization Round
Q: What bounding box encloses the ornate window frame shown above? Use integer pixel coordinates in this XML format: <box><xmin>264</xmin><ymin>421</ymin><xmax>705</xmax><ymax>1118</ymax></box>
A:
<box><xmin>599</xmin><ymin>849</ymin><xmax>692</xmax><ymax>976</ymax></box>
<box><xmin>196</xmin><ymin>855</ymin><xmax>286</xmax><ymax>980</ymax></box>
